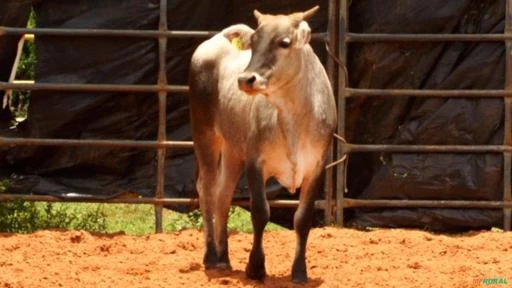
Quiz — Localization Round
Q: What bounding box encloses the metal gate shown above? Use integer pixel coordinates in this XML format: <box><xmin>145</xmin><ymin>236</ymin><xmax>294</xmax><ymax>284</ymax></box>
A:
<box><xmin>0</xmin><ymin>0</ymin><xmax>511</xmax><ymax>232</ymax></box>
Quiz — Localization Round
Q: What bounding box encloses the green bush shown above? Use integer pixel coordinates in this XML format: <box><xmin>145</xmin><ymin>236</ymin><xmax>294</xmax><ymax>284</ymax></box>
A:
<box><xmin>0</xmin><ymin>201</ymin><xmax>107</xmax><ymax>233</ymax></box>
<box><xmin>0</xmin><ymin>201</ymin><xmax>40</xmax><ymax>233</ymax></box>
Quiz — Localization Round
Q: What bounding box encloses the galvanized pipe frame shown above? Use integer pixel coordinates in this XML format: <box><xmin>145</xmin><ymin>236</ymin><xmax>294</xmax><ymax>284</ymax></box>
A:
<box><xmin>332</xmin><ymin>0</ymin><xmax>512</xmax><ymax>230</ymax></box>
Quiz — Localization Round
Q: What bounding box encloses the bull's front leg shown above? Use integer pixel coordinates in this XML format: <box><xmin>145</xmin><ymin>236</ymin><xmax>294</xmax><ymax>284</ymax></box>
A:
<box><xmin>245</xmin><ymin>159</ymin><xmax>269</xmax><ymax>281</ymax></box>
<box><xmin>291</xmin><ymin>169</ymin><xmax>324</xmax><ymax>283</ymax></box>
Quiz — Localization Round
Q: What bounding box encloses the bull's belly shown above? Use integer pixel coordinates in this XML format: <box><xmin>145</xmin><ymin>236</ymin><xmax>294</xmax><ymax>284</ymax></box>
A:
<box><xmin>261</xmin><ymin>144</ymin><xmax>323</xmax><ymax>193</ymax></box>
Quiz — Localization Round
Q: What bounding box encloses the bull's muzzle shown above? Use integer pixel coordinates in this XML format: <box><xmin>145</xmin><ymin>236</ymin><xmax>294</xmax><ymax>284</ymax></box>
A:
<box><xmin>238</xmin><ymin>72</ymin><xmax>268</xmax><ymax>95</ymax></box>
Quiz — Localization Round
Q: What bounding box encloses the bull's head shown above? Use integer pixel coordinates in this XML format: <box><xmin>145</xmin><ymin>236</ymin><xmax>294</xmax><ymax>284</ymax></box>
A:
<box><xmin>238</xmin><ymin>6</ymin><xmax>319</xmax><ymax>95</ymax></box>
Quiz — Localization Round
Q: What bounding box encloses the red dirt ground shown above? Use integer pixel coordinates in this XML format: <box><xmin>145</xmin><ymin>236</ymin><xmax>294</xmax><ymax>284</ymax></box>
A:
<box><xmin>0</xmin><ymin>227</ymin><xmax>511</xmax><ymax>288</ymax></box>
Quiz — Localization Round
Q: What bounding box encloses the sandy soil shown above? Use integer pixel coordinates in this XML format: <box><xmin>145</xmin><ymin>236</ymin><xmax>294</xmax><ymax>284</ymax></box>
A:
<box><xmin>0</xmin><ymin>227</ymin><xmax>511</xmax><ymax>288</ymax></box>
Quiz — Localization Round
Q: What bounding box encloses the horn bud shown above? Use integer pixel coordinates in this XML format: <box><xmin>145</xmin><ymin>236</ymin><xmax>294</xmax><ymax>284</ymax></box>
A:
<box><xmin>290</xmin><ymin>5</ymin><xmax>320</xmax><ymax>26</ymax></box>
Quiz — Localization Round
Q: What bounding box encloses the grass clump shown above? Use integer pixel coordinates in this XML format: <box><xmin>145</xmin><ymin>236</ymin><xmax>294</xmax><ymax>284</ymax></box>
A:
<box><xmin>0</xmin><ymin>202</ymin><xmax>284</xmax><ymax>235</ymax></box>
<box><xmin>0</xmin><ymin>202</ymin><xmax>106</xmax><ymax>233</ymax></box>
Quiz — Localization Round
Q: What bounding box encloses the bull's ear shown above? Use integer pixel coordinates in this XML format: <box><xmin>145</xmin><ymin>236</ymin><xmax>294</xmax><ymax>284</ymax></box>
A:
<box><xmin>221</xmin><ymin>24</ymin><xmax>254</xmax><ymax>50</ymax></box>
<box><xmin>294</xmin><ymin>21</ymin><xmax>312</xmax><ymax>48</ymax></box>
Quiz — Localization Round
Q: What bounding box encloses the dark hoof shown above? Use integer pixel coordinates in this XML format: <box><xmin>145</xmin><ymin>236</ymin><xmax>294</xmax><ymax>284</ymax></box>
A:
<box><xmin>246</xmin><ymin>258</ymin><xmax>266</xmax><ymax>281</ymax></box>
<box><xmin>292</xmin><ymin>272</ymin><xmax>308</xmax><ymax>284</ymax></box>
<box><xmin>292</xmin><ymin>258</ymin><xmax>308</xmax><ymax>284</ymax></box>
<box><xmin>204</xmin><ymin>261</ymin><xmax>218</xmax><ymax>270</ymax></box>
<box><xmin>246</xmin><ymin>265</ymin><xmax>266</xmax><ymax>282</ymax></box>
<box><xmin>216</xmin><ymin>262</ymin><xmax>232</xmax><ymax>270</ymax></box>
<box><xmin>203</xmin><ymin>250</ymin><xmax>218</xmax><ymax>270</ymax></box>
<box><xmin>246</xmin><ymin>249</ymin><xmax>266</xmax><ymax>281</ymax></box>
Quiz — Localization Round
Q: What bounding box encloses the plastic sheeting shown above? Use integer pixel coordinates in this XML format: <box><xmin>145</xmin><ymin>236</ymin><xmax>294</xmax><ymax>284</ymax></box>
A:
<box><xmin>346</xmin><ymin>0</ymin><xmax>505</xmax><ymax>230</ymax></box>
<box><xmin>0</xmin><ymin>0</ymin><xmax>507</xmax><ymax>230</ymax></box>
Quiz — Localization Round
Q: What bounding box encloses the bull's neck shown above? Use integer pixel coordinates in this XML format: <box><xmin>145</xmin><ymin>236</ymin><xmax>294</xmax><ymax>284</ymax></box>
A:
<box><xmin>269</xmin><ymin>49</ymin><xmax>314</xmax><ymax>191</ymax></box>
<box><xmin>268</xmin><ymin>48</ymin><xmax>312</xmax><ymax>115</ymax></box>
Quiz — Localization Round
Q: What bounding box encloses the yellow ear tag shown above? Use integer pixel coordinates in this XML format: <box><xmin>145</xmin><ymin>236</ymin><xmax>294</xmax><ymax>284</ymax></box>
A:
<box><xmin>231</xmin><ymin>37</ymin><xmax>243</xmax><ymax>50</ymax></box>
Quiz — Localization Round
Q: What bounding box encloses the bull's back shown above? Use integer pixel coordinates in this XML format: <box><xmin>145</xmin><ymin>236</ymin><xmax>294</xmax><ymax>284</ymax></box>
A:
<box><xmin>189</xmin><ymin>35</ymin><xmax>227</xmax><ymax>108</ymax></box>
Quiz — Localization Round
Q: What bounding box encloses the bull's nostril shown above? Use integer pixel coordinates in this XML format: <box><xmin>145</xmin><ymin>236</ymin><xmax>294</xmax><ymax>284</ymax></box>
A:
<box><xmin>246</xmin><ymin>75</ymin><xmax>256</xmax><ymax>85</ymax></box>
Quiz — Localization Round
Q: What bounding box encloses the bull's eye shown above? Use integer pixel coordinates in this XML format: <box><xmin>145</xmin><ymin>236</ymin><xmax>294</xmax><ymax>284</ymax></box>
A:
<box><xmin>278</xmin><ymin>37</ymin><xmax>292</xmax><ymax>49</ymax></box>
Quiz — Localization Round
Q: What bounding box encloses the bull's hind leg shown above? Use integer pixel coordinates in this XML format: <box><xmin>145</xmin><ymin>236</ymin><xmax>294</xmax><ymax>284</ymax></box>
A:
<box><xmin>291</xmin><ymin>169</ymin><xmax>324</xmax><ymax>283</ymax></box>
<box><xmin>214</xmin><ymin>147</ymin><xmax>244</xmax><ymax>269</ymax></box>
<box><xmin>245</xmin><ymin>160</ymin><xmax>269</xmax><ymax>281</ymax></box>
<box><xmin>189</xmin><ymin>53</ymin><xmax>223</xmax><ymax>269</ymax></box>
<box><xmin>194</xmin><ymin>131</ymin><xmax>222</xmax><ymax>269</ymax></box>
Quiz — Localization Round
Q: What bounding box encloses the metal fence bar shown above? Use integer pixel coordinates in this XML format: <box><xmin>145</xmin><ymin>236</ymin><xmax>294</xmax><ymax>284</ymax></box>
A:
<box><xmin>335</xmin><ymin>0</ymin><xmax>348</xmax><ymax>226</ymax></box>
<box><xmin>344</xmin><ymin>199</ymin><xmax>512</xmax><ymax>209</ymax></box>
<box><xmin>504</xmin><ymin>0</ymin><xmax>512</xmax><ymax>231</ymax></box>
<box><xmin>346</xmin><ymin>88</ymin><xmax>512</xmax><ymax>98</ymax></box>
<box><xmin>346</xmin><ymin>33</ymin><xmax>510</xmax><ymax>42</ymax></box>
<box><xmin>0</xmin><ymin>26</ymin><xmax>214</xmax><ymax>38</ymax></box>
<box><xmin>0</xmin><ymin>26</ymin><xmax>327</xmax><ymax>41</ymax></box>
<box><xmin>154</xmin><ymin>0</ymin><xmax>168</xmax><ymax>233</ymax></box>
<box><xmin>0</xmin><ymin>137</ymin><xmax>193</xmax><ymax>149</ymax></box>
<box><xmin>6</xmin><ymin>26</ymin><xmax>510</xmax><ymax>43</ymax></box>
<box><xmin>0</xmin><ymin>194</ymin><xmax>325</xmax><ymax>209</ymax></box>
<box><xmin>0</xmin><ymin>82</ymin><xmax>188</xmax><ymax>93</ymax></box>
<box><xmin>4</xmin><ymin>193</ymin><xmax>512</xmax><ymax>210</ymax></box>
<box><xmin>2</xmin><ymin>137</ymin><xmax>510</xmax><ymax>154</ymax></box>
<box><xmin>7</xmin><ymin>84</ymin><xmax>512</xmax><ymax>98</ymax></box>
<box><xmin>345</xmin><ymin>144</ymin><xmax>512</xmax><ymax>153</ymax></box>
<box><xmin>6</xmin><ymin>84</ymin><xmax>512</xmax><ymax>99</ymax></box>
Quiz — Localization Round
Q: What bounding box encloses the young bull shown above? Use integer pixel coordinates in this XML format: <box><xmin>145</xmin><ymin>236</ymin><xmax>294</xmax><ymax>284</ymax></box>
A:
<box><xmin>188</xmin><ymin>6</ymin><xmax>337</xmax><ymax>283</ymax></box>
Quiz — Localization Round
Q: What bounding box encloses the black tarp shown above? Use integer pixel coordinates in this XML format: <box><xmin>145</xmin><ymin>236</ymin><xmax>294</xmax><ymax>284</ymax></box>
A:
<box><xmin>0</xmin><ymin>0</ymin><xmax>507</xmax><ymax>230</ymax></box>
<box><xmin>345</xmin><ymin>0</ymin><xmax>505</xmax><ymax>231</ymax></box>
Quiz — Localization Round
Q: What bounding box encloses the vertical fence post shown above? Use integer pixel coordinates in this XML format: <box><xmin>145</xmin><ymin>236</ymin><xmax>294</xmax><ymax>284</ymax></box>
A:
<box><xmin>503</xmin><ymin>0</ymin><xmax>512</xmax><ymax>231</ymax></box>
<box><xmin>335</xmin><ymin>0</ymin><xmax>349</xmax><ymax>226</ymax></box>
<box><xmin>154</xmin><ymin>0</ymin><xmax>169</xmax><ymax>233</ymax></box>
<box><xmin>325</xmin><ymin>0</ymin><xmax>339</xmax><ymax>225</ymax></box>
